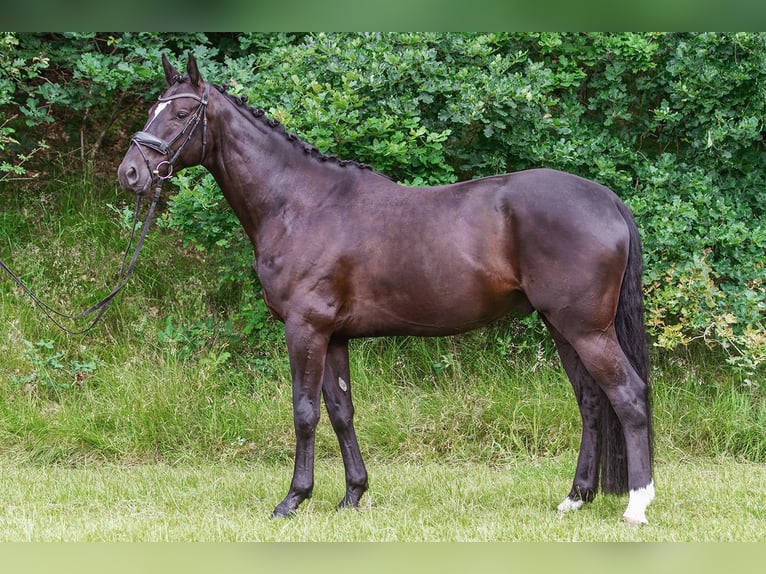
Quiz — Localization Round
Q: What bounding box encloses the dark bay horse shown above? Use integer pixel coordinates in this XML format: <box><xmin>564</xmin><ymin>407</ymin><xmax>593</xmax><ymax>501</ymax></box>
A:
<box><xmin>118</xmin><ymin>54</ymin><xmax>654</xmax><ymax>524</ymax></box>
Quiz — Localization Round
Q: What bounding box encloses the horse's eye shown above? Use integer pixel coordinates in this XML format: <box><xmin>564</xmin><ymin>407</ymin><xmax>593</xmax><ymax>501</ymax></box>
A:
<box><xmin>176</xmin><ymin>111</ymin><xmax>189</xmax><ymax>120</ymax></box>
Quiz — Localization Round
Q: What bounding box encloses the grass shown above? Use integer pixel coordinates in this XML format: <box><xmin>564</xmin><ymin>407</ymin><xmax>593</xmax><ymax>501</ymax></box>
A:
<box><xmin>1</xmin><ymin>173</ymin><xmax>766</xmax><ymax>542</ymax></box>
<box><xmin>0</xmin><ymin>455</ymin><xmax>764</xmax><ymax>541</ymax></box>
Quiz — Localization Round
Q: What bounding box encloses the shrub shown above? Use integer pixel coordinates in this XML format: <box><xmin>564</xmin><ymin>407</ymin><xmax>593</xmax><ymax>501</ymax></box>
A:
<box><xmin>3</xmin><ymin>33</ymin><xmax>764</xmax><ymax>381</ymax></box>
<box><xmin>167</xmin><ymin>33</ymin><xmax>765</xmax><ymax>379</ymax></box>
<box><xmin>0</xmin><ymin>33</ymin><xmax>50</xmax><ymax>182</ymax></box>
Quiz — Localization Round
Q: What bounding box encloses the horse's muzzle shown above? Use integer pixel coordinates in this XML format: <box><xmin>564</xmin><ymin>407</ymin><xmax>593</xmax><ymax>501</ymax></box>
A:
<box><xmin>117</xmin><ymin>156</ymin><xmax>151</xmax><ymax>195</ymax></box>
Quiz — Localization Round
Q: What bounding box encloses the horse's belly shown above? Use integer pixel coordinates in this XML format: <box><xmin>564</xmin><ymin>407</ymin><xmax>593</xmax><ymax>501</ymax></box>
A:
<box><xmin>340</xmin><ymin>285</ymin><xmax>532</xmax><ymax>338</ymax></box>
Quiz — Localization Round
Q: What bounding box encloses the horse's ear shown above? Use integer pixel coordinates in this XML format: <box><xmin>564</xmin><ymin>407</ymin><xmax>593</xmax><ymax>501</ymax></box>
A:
<box><xmin>162</xmin><ymin>54</ymin><xmax>180</xmax><ymax>87</ymax></box>
<box><xmin>187</xmin><ymin>52</ymin><xmax>203</xmax><ymax>87</ymax></box>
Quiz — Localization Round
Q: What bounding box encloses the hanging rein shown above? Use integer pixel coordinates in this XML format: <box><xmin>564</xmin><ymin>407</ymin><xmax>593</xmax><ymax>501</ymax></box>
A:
<box><xmin>0</xmin><ymin>82</ymin><xmax>209</xmax><ymax>334</ymax></box>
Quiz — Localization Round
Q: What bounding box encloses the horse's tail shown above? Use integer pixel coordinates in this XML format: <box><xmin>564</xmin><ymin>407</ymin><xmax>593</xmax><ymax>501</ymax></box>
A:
<box><xmin>597</xmin><ymin>200</ymin><xmax>652</xmax><ymax>494</ymax></box>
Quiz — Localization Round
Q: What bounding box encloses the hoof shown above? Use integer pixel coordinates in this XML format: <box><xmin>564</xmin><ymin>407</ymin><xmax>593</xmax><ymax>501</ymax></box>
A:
<box><xmin>270</xmin><ymin>508</ymin><xmax>295</xmax><ymax>519</ymax></box>
<box><xmin>336</xmin><ymin>502</ymin><xmax>359</xmax><ymax>513</ymax></box>
<box><xmin>336</xmin><ymin>494</ymin><xmax>360</xmax><ymax>511</ymax></box>
<box><xmin>622</xmin><ymin>481</ymin><xmax>654</xmax><ymax>526</ymax></box>
<box><xmin>621</xmin><ymin>513</ymin><xmax>648</xmax><ymax>527</ymax></box>
<box><xmin>271</xmin><ymin>501</ymin><xmax>298</xmax><ymax>519</ymax></box>
<box><xmin>557</xmin><ymin>497</ymin><xmax>585</xmax><ymax>513</ymax></box>
<box><xmin>272</xmin><ymin>489</ymin><xmax>312</xmax><ymax>519</ymax></box>
<box><xmin>336</xmin><ymin>485</ymin><xmax>367</xmax><ymax>511</ymax></box>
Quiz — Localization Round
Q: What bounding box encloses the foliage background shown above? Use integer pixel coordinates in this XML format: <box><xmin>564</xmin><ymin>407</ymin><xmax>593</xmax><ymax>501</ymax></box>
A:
<box><xmin>2</xmin><ymin>31</ymin><xmax>765</xmax><ymax>380</ymax></box>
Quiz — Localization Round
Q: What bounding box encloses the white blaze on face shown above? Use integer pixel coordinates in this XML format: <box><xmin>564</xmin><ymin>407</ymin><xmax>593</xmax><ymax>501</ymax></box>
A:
<box><xmin>146</xmin><ymin>101</ymin><xmax>171</xmax><ymax>129</ymax></box>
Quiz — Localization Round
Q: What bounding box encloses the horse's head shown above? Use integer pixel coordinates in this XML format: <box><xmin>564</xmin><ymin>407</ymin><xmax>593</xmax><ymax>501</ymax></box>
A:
<box><xmin>118</xmin><ymin>53</ymin><xmax>210</xmax><ymax>195</ymax></box>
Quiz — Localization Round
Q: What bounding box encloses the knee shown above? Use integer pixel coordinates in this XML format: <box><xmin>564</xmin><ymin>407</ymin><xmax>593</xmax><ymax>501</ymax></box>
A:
<box><xmin>294</xmin><ymin>400</ymin><xmax>321</xmax><ymax>437</ymax></box>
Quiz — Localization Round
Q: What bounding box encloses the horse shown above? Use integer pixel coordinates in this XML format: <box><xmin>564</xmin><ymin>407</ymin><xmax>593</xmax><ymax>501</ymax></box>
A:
<box><xmin>118</xmin><ymin>53</ymin><xmax>654</xmax><ymax>525</ymax></box>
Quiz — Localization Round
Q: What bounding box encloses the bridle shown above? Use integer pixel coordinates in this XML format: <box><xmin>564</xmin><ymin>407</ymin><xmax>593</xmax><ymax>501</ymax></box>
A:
<box><xmin>130</xmin><ymin>81</ymin><xmax>211</xmax><ymax>186</ymax></box>
<box><xmin>0</xmin><ymin>82</ymin><xmax>211</xmax><ymax>334</ymax></box>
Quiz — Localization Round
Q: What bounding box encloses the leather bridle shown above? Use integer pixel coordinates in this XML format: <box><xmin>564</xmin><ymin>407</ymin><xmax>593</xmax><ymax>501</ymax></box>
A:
<box><xmin>130</xmin><ymin>81</ymin><xmax>210</xmax><ymax>187</ymax></box>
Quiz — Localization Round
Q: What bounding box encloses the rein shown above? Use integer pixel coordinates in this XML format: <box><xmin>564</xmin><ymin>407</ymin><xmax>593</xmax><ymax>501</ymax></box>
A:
<box><xmin>0</xmin><ymin>183</ymin><xmax>162</xmax><ymax>335</ymax></box>
<box><xmin>0</xmin><ymin>83</ymin><xmax>210</xmax><ymax>335</ymax></box>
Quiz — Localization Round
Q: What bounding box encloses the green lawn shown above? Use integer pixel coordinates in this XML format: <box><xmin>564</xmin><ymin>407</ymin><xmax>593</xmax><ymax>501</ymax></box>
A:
<box><xmin>2</xmin><ymin>176</ymin><xmax>765</xmax><ymax>547</ymax></box>
<box><xmin>1</xmin><ymin>455</ymin><xmax>763</xmax><ymax>542</ymax></box>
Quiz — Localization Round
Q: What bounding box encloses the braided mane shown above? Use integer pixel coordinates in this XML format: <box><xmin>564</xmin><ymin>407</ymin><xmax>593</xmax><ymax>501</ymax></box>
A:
<box><xmin>209</xmin><ymin>81</ymin><xmax>378</xmax><ymax>174</ymax></box>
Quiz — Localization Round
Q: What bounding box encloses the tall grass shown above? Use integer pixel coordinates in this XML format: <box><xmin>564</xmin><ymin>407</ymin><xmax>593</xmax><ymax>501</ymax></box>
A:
<box><xmin>1</xmin><ymin>173</ymin><xmax>765</xmax><ymax>471</ymax></box>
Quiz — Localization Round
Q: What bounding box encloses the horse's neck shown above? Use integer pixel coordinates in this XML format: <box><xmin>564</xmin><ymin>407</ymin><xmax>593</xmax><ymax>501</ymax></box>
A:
<box><xmin>203</xmin><ymin>105</ymin><xmax>353</xmax><ymax>252</ymax></box>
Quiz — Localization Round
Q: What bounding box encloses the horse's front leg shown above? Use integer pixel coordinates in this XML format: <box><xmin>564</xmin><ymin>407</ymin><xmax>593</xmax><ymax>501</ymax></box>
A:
<box><xmin>272</xmin><ymin>322</ymin><xmax>330</xmax><ymax>518</ymax></box>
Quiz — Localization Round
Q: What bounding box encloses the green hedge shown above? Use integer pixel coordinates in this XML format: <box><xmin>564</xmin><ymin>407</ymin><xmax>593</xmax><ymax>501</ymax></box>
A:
<box><xmin>2</xmin><ymin>32</ymin><xmax>764</xmax><ymax>379</ymax></box>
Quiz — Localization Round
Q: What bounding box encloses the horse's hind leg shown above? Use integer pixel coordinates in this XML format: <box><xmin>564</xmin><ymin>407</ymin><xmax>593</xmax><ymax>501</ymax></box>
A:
<box><xmin>545</xmin><ymin>320</ymin><xmax>603</xmax><ymax>513</ymax></box>
<box><xmin>568</xmin><ymin>329</ymin><xmax>654</xmax><ymax>524</ymax></box>
<box><xmin>321</xmin><ymin>337</ymin><xmax>369</xmax><ymax>510</ymax></box>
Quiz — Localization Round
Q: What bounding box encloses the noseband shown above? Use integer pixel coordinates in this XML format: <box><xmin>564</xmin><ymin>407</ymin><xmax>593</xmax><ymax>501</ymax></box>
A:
<box><xmin>130</xmin><ymin>81</ymin><xmax>210</xmax><ymax>185</ymax></box>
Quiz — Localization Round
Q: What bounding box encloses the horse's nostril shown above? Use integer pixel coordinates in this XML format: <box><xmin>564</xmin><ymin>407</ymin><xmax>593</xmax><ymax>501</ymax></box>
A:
<box><xmin>117</xmin><ymin>162</ymin><xmax>143</xmax><ymax>192</ymax></box>
<box><xmin>118</xmin><ymin>164</ymin><xmax>141</xmax><ymax>189</ymax></box>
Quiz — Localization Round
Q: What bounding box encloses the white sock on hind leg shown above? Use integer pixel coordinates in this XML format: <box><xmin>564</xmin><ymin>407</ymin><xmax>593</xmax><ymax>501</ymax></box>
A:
<box><xmin>622</xmin><ymin>481</ymin><xmax>655</xmax><ymax>525</ymax></box>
